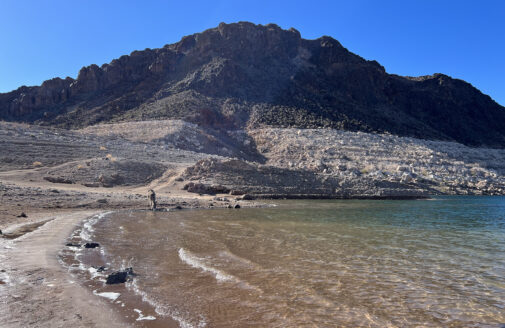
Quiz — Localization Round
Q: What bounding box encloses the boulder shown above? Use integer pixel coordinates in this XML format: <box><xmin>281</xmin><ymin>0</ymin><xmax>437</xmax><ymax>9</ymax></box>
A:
<box><xmin>401</xmin><ymin>173</ymin><xmax>414</xmax><ymax>183</ymax></box>
<box><xmin>396</xmin><ymin>166</ymin><xmax>410</xmax><ymax>172</ymax></box>
<box><xmin>84</xmin><ymin>242</ymin><xmax>100</xmax><ymax>249</ymax></box>
<box><xmin>476</xmin><ymin>180</ymin><xmax>488</xmax><ymax>189</ymax></box>
<box><xmin>105</xmin><ymin>267</ymin><xmax>134</xmax><ymax>284</ymax></box>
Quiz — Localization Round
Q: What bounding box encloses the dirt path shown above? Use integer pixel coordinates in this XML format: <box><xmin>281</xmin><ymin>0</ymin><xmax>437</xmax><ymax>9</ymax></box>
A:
<box><xmin>0</xmin><ymin>211</ymin><xmax>128</xmax><ymax>328</ymax></box>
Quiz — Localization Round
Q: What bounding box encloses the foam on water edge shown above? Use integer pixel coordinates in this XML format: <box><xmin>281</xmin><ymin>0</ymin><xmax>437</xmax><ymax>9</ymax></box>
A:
<box><xmin>94</xmin><ymin>290</ymin><xmax>121</xmax><ymax>301</ymax></box>
<box><xmin>134</xmin><ymin>308</ymin><xmax>156</xmax><ymax>321</ymax></box>
<box><xmin>62</xmin><ymin>211</ymin><xmax>207</xmax><ymax>327</ymax></box>
<box><xmin>178</xmin><ymin>248</ymin><xmax>235</xmax><ymax>282</ymax></box>
<box><xmin>128</xmin><ymin>278</ymin><xmax>207</xmax><ymax>328</ymax></box>
<box><xmin>80</xmin><ymin>211</ymin><xmax>114</xmax><ymax>241</ymax></box>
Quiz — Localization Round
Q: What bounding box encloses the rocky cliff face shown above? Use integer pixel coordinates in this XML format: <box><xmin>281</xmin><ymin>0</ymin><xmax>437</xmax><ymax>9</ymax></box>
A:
<box><xmin>1</xmin><ymin>22</ymin><xmax>504</xmax><ymax>147</ymax></box>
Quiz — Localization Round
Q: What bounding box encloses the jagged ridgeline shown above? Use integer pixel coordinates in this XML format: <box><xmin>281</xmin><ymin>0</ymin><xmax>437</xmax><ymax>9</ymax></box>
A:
<box><xmin>1</xmin><ymin>22</ymin><xmax>504</xmax><ymax>147</ymax></box>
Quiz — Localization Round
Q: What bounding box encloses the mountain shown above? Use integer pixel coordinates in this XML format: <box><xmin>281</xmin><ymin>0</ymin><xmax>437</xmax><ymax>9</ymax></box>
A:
<box><xmin>1</xmin><ymin>21</ymin><xmax>504</xmax><ymax>147</ymax></box>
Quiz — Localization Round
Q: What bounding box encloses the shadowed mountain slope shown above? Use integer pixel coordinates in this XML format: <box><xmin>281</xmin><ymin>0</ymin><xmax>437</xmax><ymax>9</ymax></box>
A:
<box><xmin>1</xmin><ymin>22</ymin><xmax>504</xmax><ymax>147</ymax></box>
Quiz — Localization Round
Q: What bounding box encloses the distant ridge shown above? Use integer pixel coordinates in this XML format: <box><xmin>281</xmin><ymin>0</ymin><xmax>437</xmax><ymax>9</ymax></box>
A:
<box><xmin>1</xmin><ymin>21</ymin><xmax>504</xmax><ymax>147</ymax></box>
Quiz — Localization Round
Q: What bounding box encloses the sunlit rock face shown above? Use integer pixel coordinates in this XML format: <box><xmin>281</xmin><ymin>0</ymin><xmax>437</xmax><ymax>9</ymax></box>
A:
<box><xmin>1</xmin><ymin>22</ymin><xmax>504</xmax><ymax>147</ymax></box>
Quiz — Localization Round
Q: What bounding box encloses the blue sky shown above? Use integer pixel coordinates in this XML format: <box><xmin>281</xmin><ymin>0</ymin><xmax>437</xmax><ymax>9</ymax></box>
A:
<box><xmin>1</xmin><ymin>0</ymin><xmax>504</xmax><ymax>105</ymax></box>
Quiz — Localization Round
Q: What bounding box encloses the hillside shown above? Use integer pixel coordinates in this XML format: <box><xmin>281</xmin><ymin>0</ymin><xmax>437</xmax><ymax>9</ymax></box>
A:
<box><xmin>1</xmin><ymin>22</ymin><xmax>504</xmax><ymax>147</ymax></box>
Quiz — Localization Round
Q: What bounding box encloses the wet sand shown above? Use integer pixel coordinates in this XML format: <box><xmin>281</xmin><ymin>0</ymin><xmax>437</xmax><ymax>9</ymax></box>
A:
<box><xmin>0</xmin><ymin>178</ymin><xmax>261</xmax><ymax>328</ymax></box>
<box><xmin>0</xmin><ymin>211</ymin><xmax>131</xmax><ymax>328</ymax></box>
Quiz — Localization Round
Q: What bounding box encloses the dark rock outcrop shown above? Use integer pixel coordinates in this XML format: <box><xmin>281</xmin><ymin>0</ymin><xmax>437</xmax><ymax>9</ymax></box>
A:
<box><xmin>183</xmin><ymin>158</ymin><xmax>427</xmax><ymax>199</ymax></box>
<box><xmin>0</xmin><ymin>22</ymin><xmax>504</xmax><ymax>147</ymax></box>
<box><xmin>84</xmin><ymin>242</ymin><xmax>100</xmax><ymax>249</ymax></box>
<box><xmin>183</xmin><ymin>182</ymin><xmax>230</xmax><ymax>195</ymax></box>
<box><xmin>105</xmin><ymin>267</ymin><xmax>134</xmax><ymax>284</ymax></box>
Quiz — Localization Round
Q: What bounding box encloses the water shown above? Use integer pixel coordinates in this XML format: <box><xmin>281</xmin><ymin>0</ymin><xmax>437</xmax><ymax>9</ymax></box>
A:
<box><xmin>77</xmin><ymin>197</ymin><xmax>505</xmax><ymax>327</ymax></box>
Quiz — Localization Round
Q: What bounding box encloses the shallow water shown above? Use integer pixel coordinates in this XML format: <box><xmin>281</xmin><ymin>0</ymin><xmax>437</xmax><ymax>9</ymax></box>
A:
<box><xmin>85</xmin><ymin>197</ymin><xmax>505</xmax><ymax>327</ymax></box>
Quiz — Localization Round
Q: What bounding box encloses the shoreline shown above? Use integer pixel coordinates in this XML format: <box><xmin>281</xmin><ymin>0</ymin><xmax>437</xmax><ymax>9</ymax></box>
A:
<box><xmin>1</xmin><ymin>196</ymin><xmax>503</xmax><ymax>327</ymax></box>
<box><xmin>0</xmin><ymin>188</ymin><xmax>266</xmax><ymax>328</ymax></box>
<box><xmin>0</xmin><ymin>210</ymin><xmax>128</xmax><ymax>328</ymax></box>
<box><xmin>60</xmin><ymin>210</ymin><xmax>182</xmax><ymax>328</ymax></box>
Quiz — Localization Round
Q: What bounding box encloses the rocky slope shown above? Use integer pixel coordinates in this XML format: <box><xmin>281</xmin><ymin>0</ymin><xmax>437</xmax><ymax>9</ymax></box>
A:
<box><xmin>1</xmin><ymin>22</ymin><xmax>504</xmax><ymax>147</ymax></box>
<box><xmin>1</xmin><ymin>120</ymin><xmax>505</xmax><ymax>200</ymax></box>
<box><xmin>249</xmin><ymin>128</ymin><xmax>505</xmax><ymax>195</ymax></box>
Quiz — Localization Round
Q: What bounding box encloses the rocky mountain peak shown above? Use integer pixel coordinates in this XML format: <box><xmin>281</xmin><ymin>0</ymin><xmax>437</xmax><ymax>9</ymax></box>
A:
<box><xmin>0</xmin><ymin>22</ymin><xmax>504</xmax><ymax>147</ymax></box>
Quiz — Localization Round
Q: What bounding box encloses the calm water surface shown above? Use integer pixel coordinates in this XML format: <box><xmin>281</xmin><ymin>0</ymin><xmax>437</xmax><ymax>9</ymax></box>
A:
<box><xmin>89</xmin><ymin>197</ymin><xmax>505</xmax><ymax>327</ymax></box>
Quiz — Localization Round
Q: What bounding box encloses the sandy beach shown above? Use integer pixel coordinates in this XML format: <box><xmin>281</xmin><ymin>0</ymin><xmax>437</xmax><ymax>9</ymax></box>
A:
<box><xmin>0</xmin><ymin>170</ymin><xmax>260</xmax><ymax>328</ymax></box>
<box><xmin>0</xmin><ymin>210</ymin><xmax>129</xmax><ymax>327</ymax></box>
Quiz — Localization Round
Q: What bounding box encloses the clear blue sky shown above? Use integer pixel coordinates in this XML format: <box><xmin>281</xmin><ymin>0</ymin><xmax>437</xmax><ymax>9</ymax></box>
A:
<box><xmin>1</xmin><ymin>0</ymin><xmax>504</xmax><ymax>105</ymax></box>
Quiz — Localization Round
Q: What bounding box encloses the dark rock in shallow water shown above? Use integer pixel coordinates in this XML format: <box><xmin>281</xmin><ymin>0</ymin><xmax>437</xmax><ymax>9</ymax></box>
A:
<box><xmin>105</xmin><ymin>267</ymin><xmax>134</xmax><ymax>284</ymax></box>
<box><xmin>234</xmin><ymin>204</ymin><xmax>241</xmax><ymax>209</ymax></box>
<box><xmin>84</xmin><ymin>242</ymin><xmax>100</xmax><ymax>248</ymax></box>
<box><xmin>66</xmin><ymin>243</ymin><xmax>80</xmax><ymax>247</ymax></box>
<box><xmin>17</xmin><ymin>212</ymin><xmax>27</xmax><ymax>218</ymax></box>
<box><xmin>93</xmin><ymin>266</ymin><xmax>107</xmax><ymax>272</ymax></box>
<box><xmin>106</xmin><ymin>271</ymin><xmax>127</xmax><ymax>284</ymax></box>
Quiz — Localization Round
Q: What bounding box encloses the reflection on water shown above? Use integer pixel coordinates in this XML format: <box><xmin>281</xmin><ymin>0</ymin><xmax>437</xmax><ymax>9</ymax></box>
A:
<box><xmin>91</xmin><ymin>196</ymin><xmax>505</xmax><ymax>327</ymax></box>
